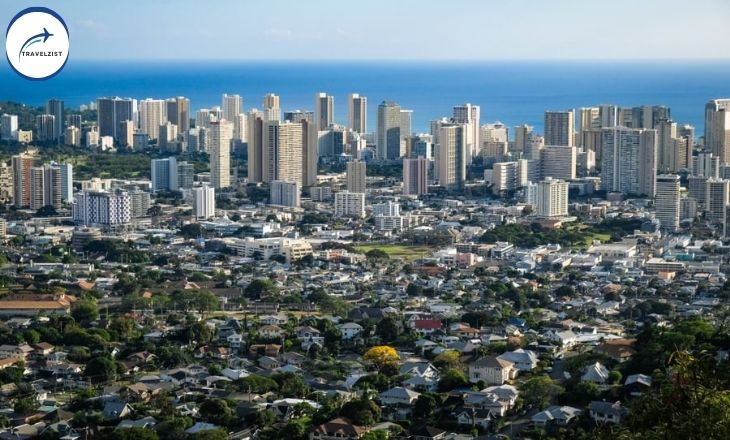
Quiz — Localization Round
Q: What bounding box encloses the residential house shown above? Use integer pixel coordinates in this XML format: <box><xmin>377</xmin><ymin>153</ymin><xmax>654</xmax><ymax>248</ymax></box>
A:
<box><xmin>338</xmin><ymin>322</ymin><xmax>363</xmax><ymax>340</ymax></box>
<box><xmin>581</xmin><ymin>362</ymin><xmax>609</xmax><ymax>384</ymax></box>
<box><xmin>309</xmin><ymin>417</ymin><xmax>368</xmax><ymax>440</ymax></box>
<box><xmin>497</xmin><ymin>349</ymin><xmax>539</xmax><ymax>372</ymax></box>
<box><xmin>468</xmin><ymin>356</ymin><xmax>515</xmax><ymax>385</ymax></box>
<box><xmin>589</xmin><ymin>401</ymin><xmax>628</xmax><ymax>424</ymax></box>
<box><xmin>531</xmin><ymin>406</ymin><xmax>582</xmax><ymax>427</ymax></box>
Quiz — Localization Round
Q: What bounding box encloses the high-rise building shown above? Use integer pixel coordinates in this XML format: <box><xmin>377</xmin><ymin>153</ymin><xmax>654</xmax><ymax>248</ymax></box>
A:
<box><xmin>346</xmin><ymin>160</ymin><xmax>366</xmax><ymax>193</ymax></box>
<box><xmin>193</xmin><ymin>185</ymin><xmax>216</xmax><ymax>220</ymax></box>
<box><xmin>544</xmin><ymin>110</ymin><xmax>575</xmax><ymax>146</ymax></box>
<box><xmin>437</xmin><ymin>123</ymin><xmax>467</xmax><ymax>191</ymax></box>
<box><xmin>1</xmin><ymin>114</ymin><xmax>18</xmax><ymax>140</ymax></box>
<box><xmin>599</xmin><ymin>104</ymin><xmax>619</xmax><ymax>128</ymax></box>
<box><xmin>705</xmin><ymin>99</ymin><xmax>730</xmax><ymax>164</ymax></box>
<box><xmin>97</xmin><ymin>97</ymin><xmax>136</xmax><ymax>142</ymax></box>
<box><xmin>159</xmin><ymin>122</ymin><xmax>179</xmax><ymax>152</ymax></box>
<box><xmin>73</xmin><ymin>190</ymin><xmax>131</xmax><ymax>226</ymax></box>
<box><xmin>0</xmin><ymin>162</ymin><xmax>13</xmax><ymax>203</ymax></box>
<box><xmin>334</xmin><ymin>191</ymin><xmax>366</xmax><ymax>217</ymax></box>
<box><xmin>196</xmin><ymin>109</ymin><xmax>213</xmax><ymax>129</ymax></box>
<box><xmin>46</xmin><ymin>99</ymin><xmax>64</xmax><ymax>140</ymax></box>
<box><xmin>138</xmin><ymin>99</ymin><xmax>167</xmax><ymax>141</ymax></box>
<box><xmin>177</xmin><ymin>161</ymin><xmax>195</xmax><ymax>189</ymax></box>
<box><xmin>233</xmin><ymin>113</ymin><xmax>247</xmax><ymax>142</ymax></box>
<box><xmin>409</xmin><ymin>134</ymin><xmax>434</xmax><ymax>160</ymax></box>
<box><xmin>540</xmin><ymin>146</ymin><xmax>577</xmax><ymax>181</ymax></box>
<box><xmin>54</xmin><ymin>162</ymin><xmax>73</xmax><ymax>203</ymax></box>
<box><xmin>66</xmin><ymin>114</ymin><xmax>81</xmax><ymax>132</ymax></box>
<box><xmin>315</xmin><ymin>92</ymin><xmax>334</xmax><ymax>131</ymax></box>
<box><xmin>151</xmin><ymin>157</ymin><xmax>178</xmax><ymax>192</ymax></box>
<box><xmin>129</xmin><ymin>190</ymin><xmax>151</xmax><ymax>218</ymax></box>
<box><xmin>210</xmin><ymin>120</ymin><xmax>233</xmax><ymax>189</ymax></box>
<box><xmin>705</xmin><ymin>178</ymin><xmax>730</xmax><ymax>223</ymax></box>
<box><xmin>536</xmin><ymin>178</ymin><xmax>569</xmax><ymax>217</ymax></box>
<box><xmin>688</xmin><ymin>176</ymin><xmax>708</xmax><ymax>212</ymax></box>
<box><xmin>377</xmin><ymin>101</ymin><xmax>402</xmax><ymax>159</ymax></box>
<box><xmin>120</xmin><ymin>120</ymin><xmax>135</xmax><ymax>148</ymax></box>
<box><xmin>403</xmin><ymin>157</ymin><xmax>429</xmax><ymax>195</ymax></box>
<box><xmin>513</xmin><ymin>124</ymin><xmax>534</xmax><ymax>154</ymax></box>
<box><xmin>263</xmin><ymin>120</ymin><xmax>304</xmax><ymax>186</ymax></box>
<box><xmin>29</xmin><ymin>164</ymin><xmax>62</xmax><ymax>210</ymax></box>
<box><xmin>489</xmin><ymin>161</ymin><xmax>530</xmax><ymax>194</ymax></box>
<box><xmin>579</xmin><ymin>107</ymin><xmax>601</xmax><ymax>133</ymax></box>
<box><xmin>348</xmin><ymin>93</ymin><xmax>367</xmax><ymax>134</ymax></box>
<box><xmin>11</xmin><ymin>153</ymin><xmax>33</xmax><ymax>207</ymax></box>
<box><xmin>269</xmin><ymin>180</ymin><xmax>300</xmax><ymax>208</ymax></box>
<box><xmin>36</xmin><ymin>114</ymin><xmax>55</xmax><ymax>141</ymax></box>
<box><xmin>656</xmin><ymin>119</ymin><xmax>679</xmax><ymax>172</ymax></box>
<box><xmin>601</xmin><ymin>127</ymin><xmax>657</xmax><ymax>197</ymax></box>
<box><xmin>166</xmin><ymin>97</ymin><xmax>190</xmax><ymax>139</ymax></box>
<box><xmin>284</xmin><ymin>110</ymin><xmax>314</xmax><ymax>124</ymax></box>
<box><xmin>263</xmin><ymin>93</ymin><xmax>281</xmax><ymax>122</ymax></box>
<box><xmin>247</xmin><ymin>112</ymin><xmax>265</xmax><ymax>183</ymax></box>
<box><xmin>302</xmin><ymin>119</ymin><xmax>318</xmax><ymax>187</ymax></box>
<box><xmin>692</xmin><ymin>153</ymin><xmax>720</xmax><ymax>178</ymax></box>
<box><xmin>453</xmin><ymin>103</ymin><xmax>481</xmax><ymax>158</ymax></box>
<box><xmin>222</xmin><ymin>94</ymin><xmax>243</xmax><ymax>121</ymax></box>
<box><xmin>655</xmin><ymin>174</ymin><xmax>680</xmax><ymax>231</ymax></box>
<box><xmin>480</xmin><ymin>122</ymin><xmax>509</xmax><ymax>163</ymax></box>
<box><xmin>65</xmin><ymin>126</ymin><xmax>81</xmax><ymax>147</ymax></box>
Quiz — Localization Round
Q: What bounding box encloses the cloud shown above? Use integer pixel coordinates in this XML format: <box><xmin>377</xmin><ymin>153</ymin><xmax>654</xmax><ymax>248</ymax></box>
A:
<box><xmin>75</xmin><ymin>19</ymin><xmax>109</xmax><ymax>35</ymax></box>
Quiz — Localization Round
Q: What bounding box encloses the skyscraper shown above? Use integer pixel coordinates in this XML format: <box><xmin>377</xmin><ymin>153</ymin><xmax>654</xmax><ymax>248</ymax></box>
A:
<box><xmin>601</xmin><ymin>127</ymin><xmax>658</xmax><ymax>197</ymax></box>
<box><xmin>346</xmin><ymin>160</ymin><xmax>366</xmax><ymax>193</ymax></box>
<box><xmin>193</xmin><ymin>185</ymin><xmax>216</xmax><ymax>220</ymax></box>
<box><xmin>705</xmin><ymin>178</ymin><xmax>730</xmax><ymax>223</ymax></box>
<box><xmin>302</xmin><ymin>119</ymin><xmax>318</xmax><ymax>187</ymax></box>
<box><xmin>579</xmin><ymin>107</ymin><xmax>600</xmax><ymax>133</ymax></box>
<box><xmin>97</xmin><ymin>97</ymin><xmax>136</xmax><ymax>142</ymax></box>
<box><xmin>263</xmin><ymin>120</ymin><xmax>303</xmax><ymax>186</ymax></box>
<box><xmin>656</xmin><ymin>119</ymin><xmax>679</xmax><ymax>172</ymax></box>
<box><xmin>437</xmin><ymin>124</ymin><xmax>467</xmax><ymax>191</ymax></box>
<box><xmin>139</xmin><ymin>99</ymin><xmax>167</xmax><ymax>141</ymax></box>
<box><xmin>247</xmin><ymin>112</ymin><xmax>265</xmax><ymax>183</ymax></box>
<box><xmin>692</xmin><ymin>153</ymin><xmax>720</xmax><ymax>178</ymax></box>
<box><xmin>120</xmin><ymin>120</ymin><xmax>135</xmax><ymax>148</ymax></box>
<box><xmin>177</xmin><ymin>161</ymin><xmax>195</xmax><ymax>189</ymax></box>
<box><xmin>263</xmin><ymin>93</ymin><xmax>281</xmax><ymax>122</ymax></box>
<box><xmin>1</xmin><ymin>114</ymin><xmax>18</xmax><ymax>140</ymax></box>
<box><xmin>655</xmin><ymin>174</ymin><xmax>680</xmax><ymax>231</ymax></box>
<box><xmin>315</xmin><ymin>93</ymin><xmax>334</xmax><ymax>131</ymax></box>
<box><xmin>453</xmin><ymin>103</ymin><xmax>480</xmax><ymax>158</ymax></box>
<box><xmin>270</xmin><ymin>180</ymin><xmax>300</xmax><ymax>207</ymax></box>
<box><xmin>210</xmin><ymin>120</ymin><xmax>233</xmax><ymax>189</ymax></box>
<box><xmin>544</xmin><ymin>110</ymin><xmax>575</xmax><ymax>146</ymax></box>
<box><xmin>11</xmin><ymin>153</ymin><xmax>33</xmax><ymax>207</ymax></box>
<box><xmin>540</xmin><ymin>145</ymin><xmax>577</xmax><ymax>181</ymax></box>
<box><xmin>222</xmin><ymin>94</ymin><xmax>243</xmax><ymax>121</ymax></box>
<box><xmin>403</xmin><ymin>157</ymin><xmax>429</xmax><ymax>195</ymax></box>
<box><xmin>29</xmin><ymin>164</ymin><xmax>62</xmax><ymax>210</ymax></box>
<box><xmin>536</xmin><ymin>177</ymin><xmax>569</xmax><ymax>217</ymax></box>
<box><xmin>705</xmin><ymin>99</ymin><xmax>730</xmax><ymax>164</ymax></box>
<box><xmin>513</xmin><ymin>124</ymin><xmax>534</xmax><ymax>154</ymax></box>
<box><xmin>348</xmin><ymin>93</ymin><xmax>367</xmax><ymax>134</ymax></box>
<box><xmin>73</xmin><ymin>190</ymin><xmax>131</xmax><ymax>226</ymax></box>
<box><xmin>166</xmin><ymin>97</ymin><xmax>190</xmax><ymax>145</ymax></box>
<box><xmin>35</xmin><ymin>114</ymin><xmax>55</xmax><ymax>141</ymax></box>
<box><xmin>334</xmin><ymin>191</ymin><xmax>366</xmax><ymax>217</ymax></box>
<box><xmin>46</xmin><ymin>99</ymin><xmax>64</xmax><ymax>141</ymax></box>
<box><xmin>377</xmin><ymin>101</ymin><xmax>402</xmax><ymax>160</ymax></box>
<box><xmin>151</xmin><ymin>157</ymin><xmax>178</xmax><ymax>192</ymax></box>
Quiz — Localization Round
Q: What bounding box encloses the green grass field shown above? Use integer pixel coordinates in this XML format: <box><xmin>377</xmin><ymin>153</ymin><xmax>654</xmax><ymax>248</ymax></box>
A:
<box><xmin>355</xmin><ymin>244</ymin><xmax>433</xmax><ymax>261</ymax></box>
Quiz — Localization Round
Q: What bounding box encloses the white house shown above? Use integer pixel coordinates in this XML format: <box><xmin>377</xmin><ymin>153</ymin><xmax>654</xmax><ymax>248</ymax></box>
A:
<box><xmin>497</xmin><ymin>349</ymin><xmax>539</xmax><ymax>372</ymax></box>
<box><xmin>337</xmin><ymin>322</ymin><xmax>363</xmax><ymax>340</ymax></box>
<box><xmin>468</xmin><ymin>356</ymin><xmax>515</xmax><ymax>385</ymax></box>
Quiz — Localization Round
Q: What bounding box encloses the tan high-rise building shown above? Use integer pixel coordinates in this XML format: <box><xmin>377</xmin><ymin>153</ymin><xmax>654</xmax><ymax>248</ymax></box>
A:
<box><xmin>11</xmin><ymin>153</ymin><xmax>34</xmax><ymax>207</ymax></box>
<box><xmin>706</xmin><ymin>177</ymin><xmax>730</xmax><ymax>223</ymax></box>
<box><xmin>139</xmin><ymin>99</ymin><xmax>167</xmax><ymax>141</ymax></box>
<box><xmin>315</xmin><ymin>93</ymin><xmax>334</xmax><ymax>131</ymax></box>
<box><xmin>65</xmin><ymin>126</ymin><xmax>81</xmax><ymax>147</ymax></box>
<box><xmin>579</xmin><ymin>107</ymin><xmax>601</xmax><ymax>133</ymax></box>
<box><xmin>247</xmin><ymin>111</ymin><xmax>265</xmax><ymax>183</ymax></box>
<box><xmin>544</xmin><ymin>110</ymin><xmax>575</xmax><ymax>146</ymax></box>
<box><xmin>29</xmin><ymin>164</ymin><xmax>62</xmax><ymax>210</ymax></box>
<box><xmin>403</xmin><ymin>157</ymin><xmax>429</xmax><ymax>195</ymax></box>
<box><xmin>348</xmin><ymin>93</ymin><xmax>367</xmax><ymax>134</ymax></box>
<box><xmin>0</xmin><ymin>162</ymin><xmax>12</xmax><ymax>203</ymax></box>
<box><xmin>540</xmin><ymin>145</ymin><xmax>577</xmax><ymax>181</ymax></box>
<box><xmin>210</xmin><ymin>120</ymin><xmax>233</xmax><ymax>189</ymax></box>
<box><xmin>536</xmin><ymin>177</ymin><xmax>568</xmax><ymax>217</ymax></box>
<box><xmin>601</xmin><ymin>127</ymin><xmax>657</xmax><ymax>197</ymax></box>
<box><xmin>656</xmin><ymin>174</ymin><xmax>680</xmax><ymax>231</ymax></box>
<box><xmin>346</xmin><ymin>160</ymin><xmax>366</xmax><ymax>193</ymax></box>
<box><xmin>704</xmin><ymin>99</ymin><xmax>730</xmax><ymax>164</ymax></box>
<box><xmin>302</xmin><ymin>119</ymin><xmax>318</xmax><ymax>187</ymax></box>
<box><xmin>453</xmin><ymin>103</ymin><xmax>480</xmax><ymax>158</ymax></box>
<box><xmin>263</xmin><ymin>93</ymin><xmax>281</xmax><ymax>122</ymax></box>
<box><xmin>166</xmin><ymin>97</ymin><xmax>190</xmax><ymax>136</ymax></box>
<box><xmin>222</xmin><ymin>94</ymin><xmax>243</xmax><ymax>121</ymax></box>
<box><xmin>438</xmin><ymin>124</ymin><xmax>467</xmax><ymax>191</ymax></box>
<box><xmin>263</xmin><ymin>120</ymin><xmax>303</xmax><ymax>186</ymax></box>
<box><xmin>377</xmin><ymin>101</ymin><xmax>402</xmax><ymax>160</ymax></box>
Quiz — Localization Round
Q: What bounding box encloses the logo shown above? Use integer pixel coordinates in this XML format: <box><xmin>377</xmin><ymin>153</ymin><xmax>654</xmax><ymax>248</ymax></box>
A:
<box><xmin>5</xmin><ymin>7</ymin><xmax>69</xmax><ymax>80</ymax></box>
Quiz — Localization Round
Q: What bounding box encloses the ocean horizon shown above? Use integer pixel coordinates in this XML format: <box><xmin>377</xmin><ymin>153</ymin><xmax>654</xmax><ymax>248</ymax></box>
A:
<box><xmin>1</xmin><ymin>59</ymin><xmax>729</xmax><ymax>135</ymax></box>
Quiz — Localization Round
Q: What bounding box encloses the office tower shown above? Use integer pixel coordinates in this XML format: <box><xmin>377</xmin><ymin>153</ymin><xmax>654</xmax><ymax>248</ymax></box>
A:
<box><xmin>544</xmin><ymin>110</ymin><xmax>575</xmax><ymax>146</ymax></box>
<box><xmin>437</xmin><ymin>123</ymin><xmax>467</xmax><ymax>191</ymax></box>
<box><xmin>705</xmin><ymin>99</ymin><xmax>730</xmax><ymax>164</ymax></box>
<box><xmin>120</xmin><ymin>120</ymin><xmax>135</xmax><ymax>148</ymax></box>
<box><xmin>409</xmin><ymin>134</ymin><xmax>434</xmax><ymax>160</ymax></box>
<box><xmin>63</xmin><ymin>125</ymin><xmax>81</xmax><ymax>147</ymax></box>
<box><xmin>705</xmin><ymin>178</ymin><xmax>730</xmax><ymax>222</ymax></box>
<box><xmin>601</xmin><ymin>127</ymin><xmax>658</xmax><ymax>197</ymax></box>
<box><xmin>403</xmin><ymin>157</ymin><xmax>428</xmax><ymax>195</ymax></box>
<box><xmin>46</xmin><ymin>99</ymin><xmax>64</xmax><ymax>140</ymax></box>
<box><xmin>655</xmin><ymin>174</ymin><xmax>680</xmax><ymax>231</ymax></box>
<box><xmin>52</xmin><ymin>162</ymin><xmax>73</xmax><ymax>203</ymax></box>
<box><xmin>513</xmin><ymin>124</ymin><xmax>534</xmax><ymax>154</ymax></box>
<box><xmin>688</xmin><ymin>176</ymin><xmax>708</xmax><ymax>211</ymax></box>
<box><xmin>151</xmin><ymin>157</ymin><xmax>178</xmax><ymax>192</ymax></box>
<box><xmin>692</xmin><ymin>153</ymin><xmax>720</xmax><ymax>178</ymax></box>
<box><xmin>579</xmin><ymin>107</ymin><xmax>601</xmax><ymax>133</ymax></box>
<box><xmin>177</xmin><ymin>161</ymin><xmax>195</xmax><ymax>189</ymax></box>
<box><xmin>210</xmin><ymin>120</ymin><xmax>233</xmax><ymax>189</ymax></box>
<box><xmin>269</xmin><ymin>180</ymin><xmax>300</xmax><ymax>208</ymax></box>
<box><xmin>599</xmin><ymin>104</ymin><xmax>619</xmax><ymax>128</ymax></box>
<box><xmin>400</xmin><ymin>110</ymin><xmax>413</xmax><ymax>141</ymax></box>
<box><xmin>377</xmin><ymin>101</ymin><xmax>402</xmax><ymax>159</ymax></box>
<box><xmin>193</xmin><ymin>185</ymin><xmax>216</xmax><ymax>220</ymax></box>
<box><xmin>72</xmin><ymin>190</ymin><xmax>131</xmax><ymax>226</ymax></box>
<box><xmin>0</xmin><ymin>162</ymin><xmax>12</xmax><ymax>203</ymax></box>
<box><xmin>222</xmin><ymin>94</ymin><xmax>243</xmax><ymax>121</ymax></box>
<box><xmin>29</xmin><ymin>164</ymin><xmax>62</xmax><ymax>210</ymax></box>
<box><xmin>263</xmin><ymin>120</ymin><xmax>304</xmax><ymax>186</ymax></box>
<box><xmin>196</xmin><ymin>109</ymin><xmax>212</xmax><ymax>129</ymax></box>
<box><xmin>66</xmin><ymin>114</ymin><xmax>81</xmax><ymax>131</ymax></box>
<box><xmin>284</xmin><ymin>110</ymin><xmax>314</xmax><ymax>123</ymax></box>
<box><xmin>263</xmin><ymin>93</ymin><xmax>281</xmax><ymax>121</ymax></box>
<box><xmin>536</xmin><ymin>178</ymin><xmax>569</xmax><ymax>217</ymax></box>
<box><xmin>1</xmin><ymin>114</ymin><xmax>18</xmax><ymax>140</ymax></box>
<box><xmin>315</xmin><ymin>92</ymin><xmax>334</xmax><ymax>131</ymax></box>
<box><xmin>36</xmin><ymin>114</ymin><xmax>55</xmax><ymax>141</ymax></box>
<box><xmin>348</xmin><ymin>93</ymin><xmax>367</xmax><ymax>134</ymax></box>
<box><xmin>247</xmin><ymin>113</ymin><xmax>265</xmax><ymax>183</ymax></box>
<box><xmin>334</xmin><ymin>191</ymin><xmax>366</xmax><ymax>217</ymax></box>
<box><xmin>540</xmin><ymin>146</ymin><xmax>577</xmax><ymax>180</ymax></box>
<box><xmin>11</xmin><ymin>153</ymin><xmax>33</xmax><ymax>207</ymax></box>
<box><xmin>453</xmin><ymin>104</ymin><xmax>481</xmax><ymax>158</ymax></box>
<box><xmin>346</xmin><ymin>160</ymin><xmax>366</xmax><ymax>193</ymax></box>
<box><xmin>166</xmin><ymin>97</ymin><xmax>190</xmax><ymax>137</ymax></box>
<box><xmin>97</xmin><ymin>97</ymin><xmax>136</xmax><ymax>142</ymax></box>
<box><xmin>138</xmin><ymin>99</ymin><xmax>167</xmax><ymax>141</ymax></box>
<box><xmin>159</xmin><ymin>122</ymin><xmax>179</xmax><ymax>152</ymax></box>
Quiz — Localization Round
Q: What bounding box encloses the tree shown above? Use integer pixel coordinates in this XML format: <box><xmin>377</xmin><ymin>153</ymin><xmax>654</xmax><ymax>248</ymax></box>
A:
<box><xmin>375</xmin><ymin>316</ymin><xmax>401</xmax><ymax>342</ymax></box>
<box><xmin>35</xmin><ymin>205</ymin><xmax>58</xmax><ymax>217</ymax></box>
<box><xmin>363</xmin><ymin>346</ymin><xmax>400</xmax><ymax>372</ymax></box>
<box><xmin>340</xmin><ymin>397</ymin><xmax>381</xmax><ymax>426</ymax></box>
<box><xmin>244</xmin><ymin>278</ymin><xmax>279</xmax><ymax>299</ymax></box>
<box><xmin>84</xmin><ymin>356</ymin><xmax>116</xmax><ymax>383</ymax></box>
<box><xmin>235</xmin><ymin>374</ymin><xmax>279</xmax><ymax>393</ymax></box>
<box><xmin>413</xmin><ymin>393</ymin><xmax>437</xmax><ymax>420</ymax></box>
<box><xmin>274</xmin><ymin>372</ymin><xmax>309</xmax><ymax>398</ymax></box>
<box><xmin>406</xmin><ymin>283</ymin><xmax>423</xmax><ymax>296</ymax></box>
<box><xmin>72</xmin><ymin>299</ymin><xmax>99</xmax><ymax>322</ymax></box>
<box><xmin>13</xmin><ymin>397</ymin><xmax>37</xmax><ymax>414</ymax></box>
<box><xmin>520</xmin><ymin>375</ymin><xmax>564</xmax><ymax>409</ymax></box>
<box><xmin>361</xmin><ymin>431</ymin><xmax>389</xmax><ymax>440</ymax></box>
<box><xmin>108</xmin><ymin>428</ymin><xmax>160</xmax><ymax>440</ymax></box>
<box><xmin>438</xmin><ymin>369</ymin><xmax>469</xmax><ymax>392</ymax></box>
<box><xmin>365</xmin><ymin>249</ymin><xmax>389</xmax><ymax>262</ymax></box>
<box><xmin>199</xmin><ymin>398</ymin><xmax>232</xmax><ymax>425</ymax></box>
<box><xmin>608</xmin><ymin>370</ymin><xmax>622</xmax><ymax>385</ymax></box>
<box><xmin>433</xmin><ymin>350</ymin><xmax>461</xmax><ymax>370</ymax></box>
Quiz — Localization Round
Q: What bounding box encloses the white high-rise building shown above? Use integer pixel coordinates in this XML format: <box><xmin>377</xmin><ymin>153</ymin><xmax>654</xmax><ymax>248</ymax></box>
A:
<box><xmin>315</xmin><ymin>93</ymin><xmax>334</xmax><ymax>131</ymax></box>
<box><xmin>490</xmin><ymin>161</ymin><xmax>530</xmax><ymax>194</ymax></box>
<box><xmin>54</xmin><ymin>162</ymin><xmax>73</xmax><ymax>203</ymax></box>
<box><xmin>579</xmin><ymin>107</ymin><xmax>601</xmax><ymax>133</ymax></box>
<box><xmin>692</xmin><ymin>152</ymin><xmax>720</xmax><ymax>178</ymax></box>
<box><xmin>72</xmin><ymin>190</ymin><xmax>131</xmax><ymax>226</ymax></box>
<box><xmin>263</xmin><ymin>93</ymin><xmax>281</xmax><ymax>122</ymax></box>
<box><xmin>65</xmin><ymin>126</ymin><xmax>81</xmax><ymax>147</ymax></box>
<box><xmin>348</xmin><ymin>93</ymin><xmax>367</xmax><ymax>134</ymax></box>
<box><xmin>138</xmin><ymin>99</ymin><xmax>167</xmax><ymax>141</ymax></box>
<box><xmin>453</xmin><ymin>103</ymin><xmax>481</xmax><ymax>158</ymax></box>
<box><xmin>403</xmin><ymin>157</ymin><xmax>429</xmax><ymax>195</ymax></box>
<box><xmin>540</xmin><ymin>145</ymin><xmax>577</xmax><ymax>181</ymax></box>
<box><xmin>437</xmin><ymin>123</ymin><xmax>467</xmax><ymax>191</ymax></box>
<box><xmin>655</xmin><ymin>174</ymin><xmax>680</xmax><ymax>231</ymax></box>
<box><xmin>36</xmin><ymin>114</ymin><xmax>55</xmax><ymax>141</ymax></box>
<box><xmin>601</xmin><ymin>127</ymin><xmax>657</xmax><ymax>197</ymax></box>
<box><xmin>1</xmin><ymin>114</ymin><xmax>19</xmax><ymax>140</ymax></box>
<box><xmin>705</xmin><ymin>178</ymin><xmax>730</xmax><ymax>223</ymax></box>
<box><xmin>269</xmin><ymin>180</ymin><xmax>300</xmax><ymax>208</ymax></box>
<box><xmin>263</xmin><ymin>120</ymin><xmax>304</xmax><ymax>186</ymax></box>
<box><xmin>151</xmin><ymin>157</ymin><xmax>178</xmax><ymax>192</ymax></box>
<box><xmin>210</xmin><ymin>120</ymin><xmax>233</xmax><ymax>189</ymax></box>
<box><xmin>334</xmin><ymin>191</ymin><xmax>366</xmax><ymax>217</ymax></box>
<box><xmin>346</xmin><ymin>160</ymin><xmax>366</xmax><ymax>193</ymax></box>
<box><xmin>29</xmin><ymin>164</ymin><xmax>61</xmax><ymax>210</ymax></box>
<box><xmin>233</xmin><ymin>113</ymin><xmax>247</xmax><ymax>142</ymax></box>
<box><xmin>159</xmin><ymin>122</ymin><xmax>179</xmax><ymax>152</ymax></box>
<box><xmin>373</xmin><ymin>200</ymin><xmax>400</xmax><ymax>217</ymax></box>
<box><xmin>536</xmin><ymin>177</ymin><xmax>568</xmax><ymax>217</ymax></box>
<box><xmin>704</xmin><ymin>99</ymin><xmax>730</xmax><ymax>164</ymax></box>
<box><xmin>196</xmin><ymin>109</ymin><xmax>213</xmax><ymax>129</ymax></box>
<box><xmin>544</xmin><ymin>110</ymin><xmax>575</xmax><ymax>146</ymax></box>
<box><xmin>222</xmin><ymin>94</ymin><xmax>243</xmax><ymax>121</ymax></box>
<box><xmin>193</xmin><ymin>185</ymin><xmax>216</xmax><ymax>220</ymax></box>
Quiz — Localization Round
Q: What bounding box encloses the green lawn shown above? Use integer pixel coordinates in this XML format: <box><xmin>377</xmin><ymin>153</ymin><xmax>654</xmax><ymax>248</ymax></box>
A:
<box><xmin>355</xmin><ymin>244</ymin><xmax>432</xmax><ymax>261</ymax></box>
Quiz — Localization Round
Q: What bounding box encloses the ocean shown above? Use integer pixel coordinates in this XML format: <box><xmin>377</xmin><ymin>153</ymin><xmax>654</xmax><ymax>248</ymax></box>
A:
<box><xmin>1</xmin><ymin>59</ymin><xmax>729</xmax><ymax>135</ymax></box>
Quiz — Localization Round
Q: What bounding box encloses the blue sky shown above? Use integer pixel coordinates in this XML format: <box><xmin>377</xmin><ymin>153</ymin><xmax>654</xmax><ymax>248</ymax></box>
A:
<box><xmin>3</xmin><ymin>0</ymin><xmax>729</xmax><ymax>60</ymax></box>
